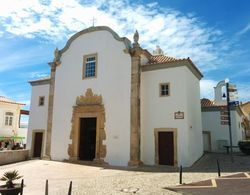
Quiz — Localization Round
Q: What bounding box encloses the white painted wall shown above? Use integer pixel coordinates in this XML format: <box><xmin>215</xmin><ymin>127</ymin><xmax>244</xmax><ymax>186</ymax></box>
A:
<box><xmin>231</xmin><ymin>110</ymin><xmax>245</xmax><ymax>143</ymax></box>
<box><xmin>185</xmin><ymin>67</ymin><xmax>203</xmax><ymax>165</ymax></box>
<box><xmin>0</xmin><ymin>102</ymin><xmax>22</xmax><ymax>137</ymax></box>
<box><xmin>51</xmin><ymin>30</ymin><xmax>131</xmax><ymax>166</ymax></box>
<box><xmin>27</xmin><ymin>84</ymin><xmax>49</xmax><ymax>156</ymax></box>
<box><xmin>201</xmin><ymin>109</ymin><xmax>243</xmax><ymax>152</ymax></box>
<box><xmin>17</xmin><ymin>127</ymin><xmax>28</xmax><ymax>144</ymax></box>
<box><xmin>141</xmin><ymin>65</ymin><xmax>202</xmax><ymax>167</ymax></box>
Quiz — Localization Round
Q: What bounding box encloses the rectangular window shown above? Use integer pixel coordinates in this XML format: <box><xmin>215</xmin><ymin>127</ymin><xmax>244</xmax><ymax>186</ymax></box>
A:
<box><xmin>83</xmin><ymin>54</ymin><xmax>97</xmax><ymax>79</ymax></box>
<box><xmin>160</xmin><ymin>83</ymin><xmax>170</xmax><ymax>97</ymax></box>
<box><xmin>39</xmin><ymin>96</ymin><xmax>45</xmax><ymax>106</ymax></box>
<box><xmin>5</xmin><ymin>112</ymin><xmax>13</xmax><ymax>126</ymax></box>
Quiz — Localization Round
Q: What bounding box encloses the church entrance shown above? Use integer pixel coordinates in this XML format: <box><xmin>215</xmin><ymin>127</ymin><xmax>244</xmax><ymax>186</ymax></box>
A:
<box><xmin>79</xmin><ymin>117</ymin><xmax>97</xmax><ymax>161</ymax></box>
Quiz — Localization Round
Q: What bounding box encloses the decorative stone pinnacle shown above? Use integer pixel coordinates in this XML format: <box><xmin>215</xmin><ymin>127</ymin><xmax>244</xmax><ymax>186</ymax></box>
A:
<box><xmin>133</xmin><ymin>30</ymin><xmax>139</xmax><ymax>45</ymax></box>
<box><xmin>53</xmin><ymin>47</ymin><xmax>60</xmax><ymax>62</ymax></box>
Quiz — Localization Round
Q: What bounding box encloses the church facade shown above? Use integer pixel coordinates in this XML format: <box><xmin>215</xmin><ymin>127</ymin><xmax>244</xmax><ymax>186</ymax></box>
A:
<box><xmin>27</xmin><ymin>26</ymin><xmax>203</xmax><ymax>167</ymax></box>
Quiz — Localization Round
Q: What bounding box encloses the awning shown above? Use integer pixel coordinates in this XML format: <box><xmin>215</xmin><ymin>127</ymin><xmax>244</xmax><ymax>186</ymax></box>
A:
<box><xmin>0</xmin><ymin>136</ymin><xmax>25</xmax><ymax>141</ymax></box>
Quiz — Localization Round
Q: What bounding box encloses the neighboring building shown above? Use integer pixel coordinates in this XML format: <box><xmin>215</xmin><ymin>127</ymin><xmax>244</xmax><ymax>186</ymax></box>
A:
<box><xmin>201</xmin><ymin>81</ymin><xmax>246</xmax><ymax>152</ymax></box>
<box><xmin>240</xmin><ymin>102</ymin><xmax>250</xmax><ymax>137</ymax></box>
<box><xmin>0</xmin><ymin>96</ymin><xmax>28</xmax><ymax>144</ymax></box>
<box><xmin>27</xmin><ymin>26</ymin><xmax>203</xmax><ymax>167</ymax></box>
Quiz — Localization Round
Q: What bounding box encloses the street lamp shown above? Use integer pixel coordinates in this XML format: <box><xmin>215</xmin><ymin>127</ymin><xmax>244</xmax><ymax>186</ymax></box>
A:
<box><xmin>225</xmin><ymin>78</ymin><xmax>234</xmax><ymax>163</ymax></box>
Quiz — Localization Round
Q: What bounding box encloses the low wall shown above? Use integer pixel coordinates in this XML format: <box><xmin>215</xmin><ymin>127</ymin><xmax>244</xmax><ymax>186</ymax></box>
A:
<box><xmin>0</xmin><ymin>149</ymin><xmax>29</xmax><ymax>165</ymax></box>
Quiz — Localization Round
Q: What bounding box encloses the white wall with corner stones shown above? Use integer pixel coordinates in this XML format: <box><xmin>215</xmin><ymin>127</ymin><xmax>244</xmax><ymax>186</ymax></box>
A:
<box><xmin>27</xmin><ymin>84</ymin><xmax>49</xmax><ymax>156</ymax></box>
<box><xmin>27</xmin><ymin>27</ymin><xmax>204</xmax><ymax>167</ymax></box>
<box><xmin>51</xmin><ymin>30</ymin><xmax>131</xmax><ymax>166</ymax></box>
<box><xmin>141</xmin><ymin>65</ymin><xmax>203</xmax><ymax>167</ymax></box>
<box><xmin>0</xmin><ymin>102</ymin><xmax>23</xmax><ymax>137</ymax></box>
<box><xmin>202</xmin><ymin>109</ymin><xmax>244</xmax><ymax>152</ymax></box>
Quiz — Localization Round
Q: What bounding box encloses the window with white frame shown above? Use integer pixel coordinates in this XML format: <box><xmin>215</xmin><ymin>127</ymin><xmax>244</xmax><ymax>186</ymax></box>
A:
<box><xmin>5</xmin><ymin>112</ymin><xmax>13</xmax><ymax>126</ymax></box>
<box><xmin>159</xmin><ymin>83</ymin><xmax>170</xmax><ymax>96</ymax></box>
<box><xmin>83</xmin><ymin>54</ymin><xmax>97</xmax><ymax>78</ymax></box>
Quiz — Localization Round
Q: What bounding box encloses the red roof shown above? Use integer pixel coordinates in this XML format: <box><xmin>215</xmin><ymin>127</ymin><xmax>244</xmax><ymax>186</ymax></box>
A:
<box><xmin>145</xmin><ymin>55</ymin><xmax>186</xmax><ymax>65</ymax></box>
<box><xmin>201</xmin><ymin>98</ymin><xmax>214</xmax><ymax>107</ymax></box>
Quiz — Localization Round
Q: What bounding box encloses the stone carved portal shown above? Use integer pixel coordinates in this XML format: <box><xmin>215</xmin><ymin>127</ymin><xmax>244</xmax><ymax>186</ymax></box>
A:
<box><xmin>68</xmin><ymin>89</ymin><xmax>107</xmax><ymax>164</ymax></box>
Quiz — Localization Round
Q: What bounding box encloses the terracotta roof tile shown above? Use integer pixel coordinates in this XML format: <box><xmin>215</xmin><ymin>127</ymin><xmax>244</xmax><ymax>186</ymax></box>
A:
<box><xmin>201</xmin><ymin>98</ymin><xmax>214</xmax><ymax>107</ymax></box>
<box><xmin>145</xmin><ymin>55</ymin><xmax>186</xmax><ymax>65</ymax></box>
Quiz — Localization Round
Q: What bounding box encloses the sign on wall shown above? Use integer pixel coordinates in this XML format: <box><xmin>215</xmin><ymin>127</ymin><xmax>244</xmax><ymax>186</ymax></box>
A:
<box><xmin>174</xmin><ymin>111</ymin><xmax>184</xmax><ymax>119</ymax></box>
<box><xmin>220</xmin><ymin>110</ymin><xmax>229</xmax><ymax>125</ymax></box>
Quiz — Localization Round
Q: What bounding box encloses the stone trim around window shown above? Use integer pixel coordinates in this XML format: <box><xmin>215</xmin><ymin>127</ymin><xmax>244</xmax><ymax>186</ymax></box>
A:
<box><xmin>159</xmin><ymin>83</ymin><xmax>170</xmax><ymax>97</ymax></box>
<box><xmin>82</xmin><ymin>53</ymin><xmax>98</xmax><ymax>79</ymax></box>
<box><xmin>154</xmin><ymin>128</ymin><xmax>178</xmax><ymax>166</ymax></box>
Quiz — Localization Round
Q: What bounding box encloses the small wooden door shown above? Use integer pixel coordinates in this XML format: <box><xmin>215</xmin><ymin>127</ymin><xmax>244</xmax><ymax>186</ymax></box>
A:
<box><xmin>158</xmin><ymin>132</ymin><xmax>174</xmax><ymax>165</ymax></box>
<box><xmin>33</xmin><ymin>132</ymin><xmax>43</xmax><ymax>158</ymax></box>
<box><xmin>202</xmin><ymin>131</ymin><xmax>211</xmax><ymax>152</ymax></box>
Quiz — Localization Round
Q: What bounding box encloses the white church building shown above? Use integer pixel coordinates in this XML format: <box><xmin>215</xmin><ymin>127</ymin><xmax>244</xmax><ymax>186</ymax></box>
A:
<box><xmin>27</xmin><ymin>26</ymin><xmax>203</xmax><ymax>167</ymax></box>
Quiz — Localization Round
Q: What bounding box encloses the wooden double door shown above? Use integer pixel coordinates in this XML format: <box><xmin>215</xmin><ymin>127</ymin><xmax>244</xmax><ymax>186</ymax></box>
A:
<box><xmin>158</xmin><ymin>132</ymin><xmax>174</xmax><ymax>166</ymax></box>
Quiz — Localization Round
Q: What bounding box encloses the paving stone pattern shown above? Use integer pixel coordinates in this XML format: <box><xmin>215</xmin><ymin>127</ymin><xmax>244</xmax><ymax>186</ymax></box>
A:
<box><xmin>0</xmin><ymin>153</ymin><xmax>249</xmax><ymax>194</ymax></box>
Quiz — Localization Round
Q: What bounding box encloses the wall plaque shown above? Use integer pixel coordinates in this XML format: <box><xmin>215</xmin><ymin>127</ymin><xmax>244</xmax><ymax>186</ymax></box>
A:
<box><xmin>174</xmin><ymin>111</ymin><xmax>184</xmax><ymax>119</ymax></box>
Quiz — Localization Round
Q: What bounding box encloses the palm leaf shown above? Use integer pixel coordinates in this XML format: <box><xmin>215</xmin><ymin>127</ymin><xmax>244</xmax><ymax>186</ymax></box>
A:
<box><xmin>0</xmin><ymin>170</ymin><xmax>23</xmax><ymax>188</ymax></box>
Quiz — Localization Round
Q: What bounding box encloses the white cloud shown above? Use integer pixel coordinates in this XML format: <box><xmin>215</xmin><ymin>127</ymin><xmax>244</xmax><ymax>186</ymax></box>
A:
<box><xmin>28</xmin><ymin>71</ymin><xmax>50</xmax><ymax>79</ymax></box>
<box><xmin>0</xmin><ymin>45</ymin><xmax>52</xmax><ymax>73</ymax></box>
<box><xmin>237</xmin><ymin>23</ymin><xmax>250</xmax><ymax>36</ymax></box>
<box><xmin>200</xmin><ymin>79</ymin><xmax>250</xmax><ymax>101</ymax></box>
<box><xmin>200</xmin><ymin>79</ymin><xmax>218</xmax><ymax>100</ymax></box>
<box><xmin>0</xmin><ymin>0</ymin><xmax>226</xmax><ymax>72</ymax></box>
<box><xmin>237</xmin><ymin>83</ymin><xmax>250</xmax><ymax>101</ymax></box>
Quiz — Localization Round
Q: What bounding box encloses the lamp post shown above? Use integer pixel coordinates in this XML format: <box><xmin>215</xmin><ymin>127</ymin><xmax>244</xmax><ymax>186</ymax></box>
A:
<box><xmin>225</xmin><ymin>78</ymin><xmax>234</xmax><ymax>163</ymax></box>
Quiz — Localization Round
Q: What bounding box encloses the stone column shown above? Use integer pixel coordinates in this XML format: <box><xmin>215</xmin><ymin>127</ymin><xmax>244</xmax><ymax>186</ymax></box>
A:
<box><xmin>128</xmin><ymin>31</ymin><xmax>143</xmax><ymax>166</ymax></box>
<box><xmin>44</xmin><ymin>62</ymin><xmax>57</xmax><ymax>159</ymax></box>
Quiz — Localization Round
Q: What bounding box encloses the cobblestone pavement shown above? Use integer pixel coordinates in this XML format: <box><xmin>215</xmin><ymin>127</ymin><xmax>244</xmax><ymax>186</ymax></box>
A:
<box><xmin>167</xmin><ymin>173</ymin><xmax>250</xmax><ymax>195</ymax></box>
<box><xmin>0</xmin><ymin>153</ymin><xmax>249</xmax><ymax>195</ymax></box>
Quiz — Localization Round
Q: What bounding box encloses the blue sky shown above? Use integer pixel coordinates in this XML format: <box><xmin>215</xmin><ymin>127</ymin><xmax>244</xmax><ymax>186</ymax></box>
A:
<box><xmin>0</xmin><ymin>0</ymin><xmax>249</xmax><ymax>117</ymax></box>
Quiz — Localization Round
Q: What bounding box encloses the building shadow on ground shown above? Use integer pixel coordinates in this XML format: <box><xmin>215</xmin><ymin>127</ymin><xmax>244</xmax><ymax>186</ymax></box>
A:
<box><xmin>67</xmin><ymin>152</ymin><xmax>250</xmax><ymax>173</ymax></box>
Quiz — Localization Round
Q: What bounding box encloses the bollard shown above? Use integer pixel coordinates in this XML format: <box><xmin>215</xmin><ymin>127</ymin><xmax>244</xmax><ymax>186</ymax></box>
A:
<box><xmin>217</xmin><ymin>159</ymin><xmax>221</xmax><ymax>177</ymax></box>
<box><xmin>68</xmin><ymin>181</ymin><xmax>72</xmax><ymax>195</ymax></box>
<box><xmin>179</xmin><ymin>165</ymin><xmax>183</xmax><ymax>184</ymax></box>
<box><xmin>45</xmin><ymin>180</ymin><xmax>48</xmax><ymax>195</ymax></box>
<box><xmin>20</xmin><ymin>179</ymin><xmax>24</xmax><ymax>195</ymax></box>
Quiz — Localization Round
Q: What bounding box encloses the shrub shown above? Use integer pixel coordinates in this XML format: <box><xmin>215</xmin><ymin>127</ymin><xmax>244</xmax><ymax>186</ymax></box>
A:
<box><xmin>238</xmin><ymin>140</ymin><xmax>250</xmax><ymax>155</ymax></box>
<box><xmin>0</xmin><ymin>170</ymin><xmax>22</xmax><ymax>189</ymax></box>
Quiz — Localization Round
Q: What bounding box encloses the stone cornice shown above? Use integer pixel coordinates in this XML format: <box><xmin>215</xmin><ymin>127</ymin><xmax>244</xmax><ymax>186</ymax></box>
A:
<box><xmin>29</xmin><ymin>78</ymin><xmax>51</xmax><ymax>86</ymax></box>
<box><xmin>141</xmin><ymin>59</ymin><xmax>203</xmax><ymax>80</ymax></box>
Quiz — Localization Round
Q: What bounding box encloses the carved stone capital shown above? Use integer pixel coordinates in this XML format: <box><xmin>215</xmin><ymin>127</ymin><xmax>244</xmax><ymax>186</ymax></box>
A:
<box><xmin>48</xmin><ymin>61</ymin><xmax>60</xmax><ymax>71</ymax></box>
<box><xmin>129</xmin><ymin>47</ymin><xmax>144</xmax><ymax>57</ymax></box>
